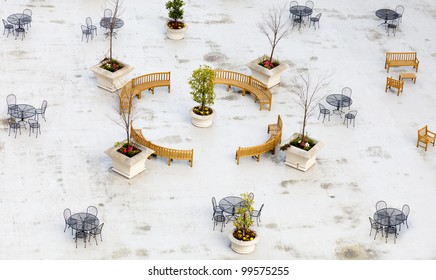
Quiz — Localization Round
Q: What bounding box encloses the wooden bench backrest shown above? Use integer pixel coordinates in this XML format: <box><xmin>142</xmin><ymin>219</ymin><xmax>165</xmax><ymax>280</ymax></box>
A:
<box><xmin>387</xmin><ymin>77</ymin><xmax>404</xmax><ymax>88</ymax></box>
<box><xmin>133</xmin><ymin>72</ymin><xmax>171</xmax><ymax>89</ymax></box>
<box><xmin>119</xmin><ymin>80</ymin><xmax>136</xmax><ymax>113</ymax></box>
<box><xmin>386</xmin><ymin>52</ymin><xmax>417</xmax><ymax>61</ymax></box>
<box><xmin>214</xmin><ymin>70</ymin><xmax>251</xmax><ymax>85</ymax></box>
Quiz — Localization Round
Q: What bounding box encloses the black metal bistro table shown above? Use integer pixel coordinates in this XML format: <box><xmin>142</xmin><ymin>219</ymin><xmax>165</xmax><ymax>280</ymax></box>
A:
<box><xmin>289</xmin><ymin>5</ymin><xmax>313</xmax><ymax>29</ymax></box>
<box><xmin>68</xmin><ymin>212</ymin><xmax>99</xmax><ymax>232</ymax></box>
<box><xmin>326</xmin><ymin>94</ymin><xmax>352</xmax><ymax>115</ymax></box>
<box><xmin>100</xmin><ymin>17</ymin><xmax>124</xmax><ymax>38</ymax></box>
<box><xmin>373</xmin><ymin>208</ymin><xmax>404</xmax><ymax>227</ymax></box>
<box><xmin>375</xmin><ymin>9</ymin><xmax>399</xmax><ymax>26</ymax></box>
<box><xmin>219</xmin><ymin>196</ymin><xmax>243</xmax><ymax>222</ymax></box>
<box><xmin>7</xmin><ymin>13</ymin><xmax>31</xmax><ymax>29</ymax></box>
<box><xmin>9</xmin><ymin>104</ymin><xmax>36</xmax><ymax>121</ymax></box>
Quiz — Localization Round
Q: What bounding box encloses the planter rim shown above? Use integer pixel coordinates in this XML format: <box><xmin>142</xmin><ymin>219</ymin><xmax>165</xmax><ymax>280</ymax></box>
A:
<box><xmin>246</xmin><ymin>55</ymin><xmax>289</xmax><ymax>76</ymax></box>
<box><xmin>281</xmin><ymin>133</ymin><xmax>325</xmax><ymax>158</ymax></box>
<box><xmin>90</xmin><ymin>61</ymin><xmax>134</xmax><ymax>79</ymax></box>
<box><xmin>228</xmin><ymin>232</ymin><xmax>260</xmax><ymax>245</ymax></box>
<box><xmin>105</xmin><ymin>141</ymin><xmax>150</xmax><ymax>164</ymax></box>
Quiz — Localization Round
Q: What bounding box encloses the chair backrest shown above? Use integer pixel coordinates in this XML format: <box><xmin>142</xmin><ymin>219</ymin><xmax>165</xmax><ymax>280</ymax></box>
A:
<box><xmin>402</xmin><ymin>204</ymin><xmax>410</xmax><ymax>217</ymax></box>
<box><xmin>212</xmin><ymin>197</ymin><xmax>217</xmax><ymax>208</ymax></box>
<box><xmin>94</xmin><ymin>223</ymin><xmax>104</xmax><ymax>234</ymax></box>
<box><xmin>23</xmin><ymin>9</ymin><xmax>32</xmax><ymax>17</ymax></box>
<box><xmin>258</xmin><ymin>203</ymin><xmax>264</xmax><ymax>214</ymax></box>
<box><xmin>305</xmin><ymin>1</ymin><xmax>314</xmax><ymax>9</ymax></box>
<box><xmin>290</xmin><ymin>1</ymin><xmax>298</xmax><ymax>8</ymax></box>
<box><xmin>395</xmin><ymin>5</ymin><xmax>404</xmax><ymax>16</ymax></box>
<box><xmin>87</xmin><ymin>205</ymin><xmax>98</xmax><ymax>216</ymax></box>
<box><xmin>86</xmin><ymin>17</ymin><xmax>93</xmax><ymax>27</ymax></box>
<box><xmin>248</xmin><ymin>192</ymin><xmax>254</xmax><ymax>200</ymax></box>
<box><xmin>376</xmin><ymin>200</ymin><xmax>387</xmax><ymax>211</ymax></box>
<box><xmin>6</xmin><ymin>94</ymin><xmax>16</xmax><ymax>106</ymax></box>
<box><xmin>3</xmin><ymin>19</ymin><xmax>10</xmax><ymax>27</ymax></box>
<box><xmin>342</xmin><ymin>87</ymin><xmax>352</xmax><ymax>97</ymax></box>
<box><xmin>347</xmin><ymin>110</ymin><xmax>358</xmax><ymax>118</ymax></box>
<box><xmin>81</xmin><ymin>25</ymin><xmax>89</xmax><ymax>32</ymax></box>
<box><xmin>368</xmin><ymin>217</ymin><xmax>377</xmax><ymax>228</ymax></box>
<box><xmin>319</xmin><ymin>103</ymin><xmax>326</xmax><ymax>111</ymax></box>
<box><xmin>316</xmin><ymin>13</ymin><xmax>322</xmax><ymax>19</ymax></box>
<box><xmin>104</xmin><ymin>9</ymin><xmax>112</xmax><ymax>18</ymax></box>
<box><xmin>41</xmin><ymin>100</ymin><xmax>47</xmax><ymax>112</ymax></box>
<box><xmin>63</xmin><ymin>208</ymin><xmax>71</xmax><ymax>221</ymax></box>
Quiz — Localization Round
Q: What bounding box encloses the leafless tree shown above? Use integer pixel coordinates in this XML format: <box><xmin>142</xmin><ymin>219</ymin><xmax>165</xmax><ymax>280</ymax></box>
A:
<box><xmin>112</xmin><ymin>86</ymin><xmax>137</xmax><ymax>145</ymax></box>
<box><xmin>107</xmin><ymin>0</ymin><xmax>125</xmax><ymax>61</ymax></box>
<box><xmin>292</xmin><ymin>71</ymin><xmax>331</xmax><ymax>145</ymax></box>
<box><xmin>257</xmin><ymin>5</ymin><xmax>292</xmax><ymax>64</ymax></box>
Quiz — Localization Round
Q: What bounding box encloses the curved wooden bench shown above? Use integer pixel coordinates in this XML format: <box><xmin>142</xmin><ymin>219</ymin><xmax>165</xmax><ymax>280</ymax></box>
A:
<box><xmin>235</xmin><ymin>115</ymin><xmax>282</xmax><ymax>164</ymax></box>
<box><xmin>119</xmin><ymin>72</ymin><xmax>171</xmax><ymax>113</ymax></box>
<box><xmin>213</xmin><ymin>70</ymin><xmax>272</xmax><ymax>111</ymax></box>
<box><xmin>131</xmin><ymin>127</ymin><xmax>194</xmax><ymax>167</ymax></box>
<box><xmin>385</xmin><ymin>52</ymin><xmax>419</xmax><ymax>73</ymax></box>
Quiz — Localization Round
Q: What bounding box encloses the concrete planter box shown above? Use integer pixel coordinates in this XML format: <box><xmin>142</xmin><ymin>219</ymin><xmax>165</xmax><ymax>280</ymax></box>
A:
<box><xmin>281</xmin><ymin>133</ymin><xmax>324</xmax><ymax>172</ymax></box>
<box><xmin>165</xmin><ymin>24</ymin><xmax>187</xmax><ymax>40</ymax></box>
<box><xmin>191</xmin><ymin>107</ymin><xmax>215</xmax><ymax>128</ymax></box>
<box><xmin>246</xmin><ymin>56</ymin><xmax>289</xmax><ymax>88</ymax></box>
<box><xmin>229</xmin><ymin>232</ymin><xmax>260</xmax><ymax>254</ymax></box>
<box><xmin>105</xmin><ymin>143</ymin><xmax>154</xmax><ymax>179</ymax></box>
<box><xmin>90</xmin><ymin>61</ymin><xmax>134</xmax><ymax>92</ymax></box>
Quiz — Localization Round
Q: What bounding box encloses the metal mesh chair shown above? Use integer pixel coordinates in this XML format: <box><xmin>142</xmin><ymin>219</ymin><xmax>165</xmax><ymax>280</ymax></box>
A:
<box><xmin>22</xmin><ymin>9</ymin><xmax>32</xmax><ymax>29</ymax></box>
<box><xmin>63</xmin><ymin>208</ymin><xmax>76</xmax><ymax>235</ymax></box>
<box><xmin>86</xmin><ymin>17</ymin><xmax>97</xmax><ymax>36</ymax></box>
<box><xmin>8</xmin><ymin>118</ymin><xmax>21</xmax><ymax>138</ymax></box>
<box><xmin>387</xmin><ymin>20</ymin><xmax>398</xmax><ymax>36</ymax></box>
<box><xmin>86</xmin><ymin>205</ymin><xmax>98</xmax><ymax>216</ymax></box>
<box><xmin>28</xmin><ymin>119</ymin><xmax>41</xmax><ymax>138</ymax></box>
<box><xmin>75</xmin><ymin>230</ymin><xmax>88</xmax><ymax>248</ymax></box>
<box><xmin>89</xmin><ymin>223</ymin><xmax>104</xmax><ymax>245</ymax></box>
<box><xmin>213</xmin><ymin>212</ymin><xmax>226</xmax><ymax>232</ymax></box>
<box><xmin>396</xmin><ymin>204</ymin><xmax>410</xmax><ymax>231</ymax></box>
<box><xmin>318</xmin><ymin>103</ymin><xmax>331</xmax><ymax>123</ymax></box>
<box><xmin>211</xmin><ymin>197</ymin><xmax>223</xmax><ymax>220</ymax></box>
<box><xmin>289</xmin><ymin>1</ymin><xmax>299</xmax><ymax>18</ymax></box>
<box><xmin>304</xmin><ymin>1</ymin><xmax>314</xmax><ymax>22</ymax></box>
<box><xmin>343</xmin><ymin>110</ymin><xmax>357</xmax><ymax>128</ymax></box>
<box><xmin>251</xmin><ymin>204</ymin><xmax>264</xmax><ymax>226</ymax></box>
<box><xmin>6</xmin><ymin>94</ymin><xmax>17</xmax><ymax>115</ymax></box>
<box><xmin>104</xmin><ymin>9</ymin><xmax>113</xmax><ymax>18</ymax></box>
<box><xmin>35</xmin><ymin>100</ymin><xmax>47</xmax><ymax>122</ymax></box>
<box><xmin>376</xmin><ymin>200</ymin><xmax>387</xmax><ymax>211</ymax></box>
<box><xmin>368</xmin><ymin>217</ymin><xmax>383</xmax><ymax>240</ymax></box>
<box><xmin>15</xmin><ymin>26</ymin><xmax>25</xmax><ymax>41</ymax></box>
<box><xmin>81</xmin><ymin>25</ymin><xmax>93</xmax><ymax>42</ymax></box>
<box><xmin>384</xmin><ymin>226</ymin><xmax>398</xmax><ymax>244</ymax></box>
<box><xmin>309</xmin><ymin>13</ymin><xmax>322</xmax><ymax>30</ymax></box>
<box><xmin>2</xmin><ymin>19</ymin><xmax>14</xmax><ymax>37</ymax></box>
<box><xmin>395</xmin><ymin>5</ymin><xmax>404</xmax><ymax>23</ymax></box>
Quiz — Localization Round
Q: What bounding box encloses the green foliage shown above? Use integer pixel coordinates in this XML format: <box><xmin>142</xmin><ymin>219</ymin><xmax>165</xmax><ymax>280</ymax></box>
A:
<box><xmin>165</xmin><ymin>0</ymin><xmax>185</xmax><ymax>22</ymax></box>
<box><xmin>188</xmin><ymin>65</ymin><xmax>216</xmax><ymax>115</ymax></box>
<box><xmin>233</xmin><ymin>193</ymin><xmax>256</xmax><ymax>241</ymax></box>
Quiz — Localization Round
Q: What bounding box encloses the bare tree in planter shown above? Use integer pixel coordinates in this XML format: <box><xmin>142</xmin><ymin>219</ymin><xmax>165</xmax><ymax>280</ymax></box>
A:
<box><xmin>256</xmin><ymin>5</ymin><xmax>292</xmax><ymax>68</ymax></box>
<box><xmin>101</xmin><ymin>0</ymin><xmax>125</xmax><ymax>72</ymax></box>
<box><xmin>285</xmin><ymin>71</ymin><xmax>330</xmax><ymax>150</ymax></box>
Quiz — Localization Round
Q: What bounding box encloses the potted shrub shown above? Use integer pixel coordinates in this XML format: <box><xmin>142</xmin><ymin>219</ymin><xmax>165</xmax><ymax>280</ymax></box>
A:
<box><xmin>280</xmin><ymin>72</ymin><xmax>328</xmax><ymax>171</ymax></box>
<box><xmin>228</xmin><ymin>193</ymin><xmax>260</xmax><ymax>254</ymax></box>
<box><xmin>188</xmin><ymin>65</ymin><xmax>216</xmax><ymax>128</ymax></box>
<box><xmin>105</xmin><ymin>88</ymin><xmax>153</xmax><ymax>178</ymax></box>
<box><xmin>246</xmin><ymin>6</ymin><xmax>291</xmax><ymax>88</ymax></box>
<box><xmin>90</xmin><ymin>0</ymin><xmax>134</xmax><ymax>92</ymax></box>
<box><xmin>165</xmin><ymin>0</ymin><xmax>187</xmax><ymax>40</ymax></box>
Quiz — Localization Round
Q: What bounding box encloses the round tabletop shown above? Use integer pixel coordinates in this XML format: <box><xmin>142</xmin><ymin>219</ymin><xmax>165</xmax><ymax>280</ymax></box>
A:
<box><xmin>68</xmin><ymin>212</ymin><xmax>99</xmax><ymax>231</ymax></box>
<box><xmin>373</xmin><ymin>208</ymin><xmax>404</xmax><ymax>227</ymax></box>
<box><xmin>219</xmin><ymin>196</ymin><xmax>243</xmax><ymax>214</ymax></box>
<box><xmin>9</xmin><ymin>104</ymin><xmax>36</xmax><ymax>120</ymax></box>
<box><xmin>375</xmin><ymin>9</ymin><xmax>399</xmax><ymax>21</ymax></box>
<box><xmin>326</xmin><ymin>94</ymin><xmax>352</xmax><ymax>109</ymax></box>
<box><xmin>290</xmin><ymin>5</ymin><xmax>313</xmax><ymax>17</ymax></box>
<box><xmin>7</xmin><ymin>14</ymin><xmax>31</xmax><ymax>26</ymax></box>
<box><xmin>100</xmin><ymin>17</ymin><xmax>124</xmax><ymax>29</ymax></box>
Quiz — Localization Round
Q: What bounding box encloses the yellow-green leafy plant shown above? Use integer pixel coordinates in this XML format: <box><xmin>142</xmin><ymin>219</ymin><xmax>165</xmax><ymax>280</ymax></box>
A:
<box><xmin>233</xmin><ymin>193</ymin><xmax>256</xmax><ymax>241</ymax></box>
<box><xmin>188</xmin><ymin>65</ymin><xmax>216</xmax><ymax>116</ymax></box>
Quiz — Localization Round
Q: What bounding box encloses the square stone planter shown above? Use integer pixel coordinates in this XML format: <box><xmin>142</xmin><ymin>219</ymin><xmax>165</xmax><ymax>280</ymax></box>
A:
<box><xmin>90</xmin><ymin>61</ymin><xmax>134</xmax><ymax>92</ymax></box>
<box><xmin>105</xmin><ymin>143</ymin><xmax>154</xmax><ymax>179</ymax></box>
<box><xmin>281</xmin><ymin>133</ymin><xmax>324</xmax><ymax>172</ymax></box>
<box><xmin>246</xmin><ymin>56</ymin><xmax>289</xmax><ymax>88</ymax></box>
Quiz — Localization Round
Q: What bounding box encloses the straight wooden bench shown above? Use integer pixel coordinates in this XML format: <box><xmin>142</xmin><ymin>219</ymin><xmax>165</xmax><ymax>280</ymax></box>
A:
<box><xmin>131</xmin><ymin>128</ymin><xmax>194</xmax><ymax>167</ymax></box>
<box><xmin>385</xmin><ymin>52</ymin><xmax>419</xmax><ymax>73</ymax></box>
<box><xmin>235</xmin><ymin>115</ymin><xmax>282</xmax><ymax>164</ymax></box>
<box><xmin>119</xmin><ymin>72</ymin><xmax>171</xmax><ymax>113</ymax></box>
<box><xmin>385</xmin><ymin>76</ymin><xmax>404</xmax><ymax>96</ymax></box>
<box><xmin>213</xmin><ymin>70</ymin><xmax>272</xmax><ymax>111</ymax></box>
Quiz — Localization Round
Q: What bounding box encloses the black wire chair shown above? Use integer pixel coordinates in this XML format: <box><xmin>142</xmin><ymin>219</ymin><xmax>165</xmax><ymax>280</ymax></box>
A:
<box><xmin>251</xmin><ymin>204</ymin><xmax>264</xmax><ymax>226</ymax></box>
<box><xmin>81</xmin><ymin>25</ymin><xmax>93</xmax><ymax>42</ymax></box>
<box><xmin>8</xmin><ymin>118</ymin><xmax>21</xmax><ymax>138</ymax></box>
<box><xmin>318</xmin><ymin>103</ymin><xmax>331</xmax><ymax>123</ymax></box>
<box><xmin>86</xmin><ymin>17</ymin><xmax>97</xmax><ymax>36</ymax></box>
<box><xmin>63</xmin><ymin>208</ymin><xmax>76</xmax><ymax>235</ymax></box>
<box><xmin>213</xmin><ymin>212</ymin><xmax>226</xmax><ymax>232</ymax></box>
<box><xmin>376</xmin><ymin>200</ymin><xmax>388</xmax><ymax>211</ymax></box>
<box><xmin>211</xmin><ymin>197</ymin><xmax>222</xmax><ymax>220</ymax></box>
<box><xmin>395</xmin><ymin>5</ymin><xmax>404</xmax><ymax>23</ymax></box>
<box><xmin>6</xmin><ymin>94</ymin><xmax>17</xmax><ymax>115</ymax></box>
<box><xmin>75</xmin><ymin>230</ymin><xmax>88</xmax><ymax>248</ymax></box>
<box><xmin>309</xmin><ymin>13</ymin><xmax>322</xmax><ymax>30</ymax></box>
<box><xmin>343</xmin><ymin>110</ymin><xmax>358</xmax><ymax>128</ymax></box>
<box><xmin>35</xmin><ymin>100</ymin><xmax>47</xmax><ymax>122</ymax></box>
<box><xmin>28</xmin><ymin>119</ymin><xmax>41</xmax><ymax>138</ymax></box>
<box><xmin>368</xmin><ymin>217</ymin><xmax>383</xmax><ymax>240</ymax></box>
<box><xmin>22</xmin><ymin>9</ymin><xmax>32</xmax><ymax>29</ymax></box>
<box><xmin>86</xmin><ymin>205</ymin><xmax>98</xmax><ymax>216</ymax></box>
<box><xmin>396</xmin><ymin>204</ymin><xmax>410</xmax><ymax>231</ymax></box>
<box><xmin>2</xmin><ymin>19</ymin><xmax>14</xmax><ymax>37</ymax></box>
<box><xmin>89</xmin><ymin>223</ymin><xmax>104</xmax><ymax>245</ymax></box>
<box><xmin>386</xmin><ymin>20</ymin><xmax>398</xmax><ymax>37</ymax></box>
<box><xmin>384</xmin><ymin>226</ymin><xmax>398</xmax><ymax>244</ymax></box>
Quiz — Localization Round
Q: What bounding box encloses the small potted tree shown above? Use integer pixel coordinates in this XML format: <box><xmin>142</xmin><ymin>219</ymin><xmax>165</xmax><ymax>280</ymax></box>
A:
<box><xmin>165</xmin><ymin>0</ymin><xmax>187</xmax><ymax>40</ymax></box>
<box><xmin>188</xmin><ymin>65</ymin><xmax>216</xmax><ymax>128</ymax></box>
<box><xmin>105</xmin><ymin>87</ymin><xmax>153</xmax><ymax>178</ymax></box>
<box><xmin>91</xmin><ymin>0</ymin><xmax>134</xmax><ymax>92</ymax></box>
<box><xmin>246</xmin><ymin>5</ymin><xmax>291</xmax><ymax>88</ymax></box>
<box><xmin>280</xmin><ymin>71</ymin><xmax>329</xmax><ymax>171</ymax></box>
<box><xmin>228</xmin><ymin>193</ymin><xmax>259</xmax><ymax>254</ymax></box>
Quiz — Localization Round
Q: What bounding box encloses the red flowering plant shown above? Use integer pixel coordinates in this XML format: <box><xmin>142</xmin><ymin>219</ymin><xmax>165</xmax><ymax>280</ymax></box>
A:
<box><xmin>100</xmin><ymin>58</ymin><xmax>125</xmax><ymax>72</ymax></box>
<box><xmin>257</xmin><ymin>56</ymin><xmax>280</xmax><ymax>69</ymax></box>
<box><xmin>114</xmin><ymin>141</ymin><xmax>141</xmax><ymax>157</ymax></box>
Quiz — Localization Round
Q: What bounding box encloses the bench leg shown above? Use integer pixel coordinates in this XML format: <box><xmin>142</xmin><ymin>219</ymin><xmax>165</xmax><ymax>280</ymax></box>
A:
<box><xmin>168</xmin><ymin>85</ymin><xmax>171</xmax><ymax>93</ymax></box>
